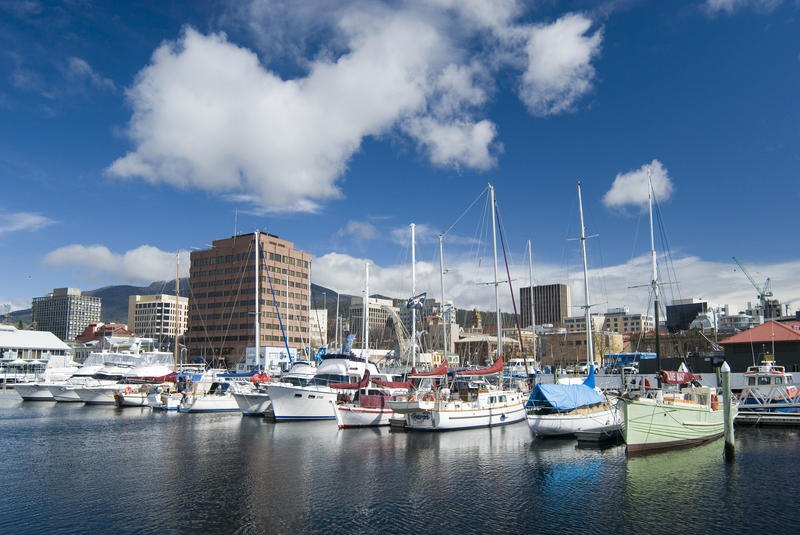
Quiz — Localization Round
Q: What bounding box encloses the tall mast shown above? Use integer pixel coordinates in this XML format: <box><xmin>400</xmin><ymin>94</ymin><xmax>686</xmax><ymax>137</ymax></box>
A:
<box><xmin>307</xmin><ymin>259</ymin><xmax>312</xmax><ymax>359</ymax></box>
<box><xmin>254</xmin><ymin>231</ymin><xmax>260</xmax><ymax>372</ymax></box>
<box><xmin>439</xmin><ymin>234</ymin><xmax>447</xmax><ymax>363</ymax></box>
<box><xmin>490</xmin><ymin>184</ymin><xmax>502</xmax><ymax>361</ymax></box>
<box><xmin>578</xmin><ymin>181</ymin><xmax>594</xmax><ymax>365</ymax></box>
<box><xmin>411</xmin><ymin>223</ymin><xmax>416</xmax><ymax>368</ymax></box>
<box><xmin>527</xmin><ymin>239</ymin><xmax>536</xmax><ymax>362</ymax></box>
<box><xmin>285</xmin><ymin>271</ymin><xmax>289</xmax><ymax>357</ymax></box>
<box><xmin>648</xmin><ymin>169</ymin><xmax>662</xmax><ymax>374</ymax></box>
<box><xmin>174</xmin><ymin>253</ymin><xmax>180</xmax><ymax>372</ymax></box>
<box><xmin>363</xmin><ymin>263</ymin><xmax>369</xmax><ymax>355</ymax></box>
<box><xmin>335</xmin><ymin>292</ymin><xmax>340</xmax><ymax>350</ymax></box>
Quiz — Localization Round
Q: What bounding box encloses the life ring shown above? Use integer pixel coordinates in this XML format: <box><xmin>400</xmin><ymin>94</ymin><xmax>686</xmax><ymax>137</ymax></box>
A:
<box><xmin>124</xmin><ymin>386</ymin><xmax>133</xmax><ymax>394</ymax></box>
<box><xmin>710</xmin><ymin>393</ymin><xmax>719</xmax><ymax>411</ymax></box>
<box><xmin>408</xmin><ymin>394</ymin><xmax>416</xmax><ymax>402</ymax></box>
<box><xmin>422</xmin><ymin>392</ymin><xmax>435</xmax><ymax>402</ymax></box>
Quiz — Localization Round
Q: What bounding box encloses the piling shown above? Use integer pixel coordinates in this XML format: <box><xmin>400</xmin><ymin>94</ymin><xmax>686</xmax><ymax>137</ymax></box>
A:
<box><xmin>721</xmin><ymin>361</ymin><xmax>734</xmax><ymax>461</ymax></box>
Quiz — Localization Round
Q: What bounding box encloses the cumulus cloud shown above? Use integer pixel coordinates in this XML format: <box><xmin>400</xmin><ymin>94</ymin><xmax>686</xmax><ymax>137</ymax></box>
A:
<box><xmin>517</xmin><ymin>14</ymin><xmax>603</xmax><ymax>116</ymax></box>
<box><xmin>334</xmin><ymin>220</ymin><xmax>378</xmax><ymax>241</ymax></box>
<box><xmin>0</xmin><ymin>211</ymin><xmax>55</xmax><ymax>234</ymax></box>
<box><xmin>43</xmin><ymin>244</ymin><xmax>190</xmax><ymax>284</ymax></box>
<box><xmin>703</xmin><ymin>0</ymin><xmax>783</xmax><ymax>15</ymax></box>
<box><xmin>109</xmin><ymin>3</ymin><xmax>604</xmax><ymax>213</ymax></box>
<box><xmin>65</xmin><ymin>57</ymin><xmax>116</xmax><ymax>91</ymax></box>
<box><xmin>602</xmin><ymin>159</ymin><xmax>674</xmax><ymax>211</ymax></box>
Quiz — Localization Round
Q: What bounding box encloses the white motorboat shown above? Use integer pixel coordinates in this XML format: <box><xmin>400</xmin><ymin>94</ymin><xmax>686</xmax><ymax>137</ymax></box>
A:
<box><xmin>737</xmin><ymin>356</ymin><xmax>799</xmax><ymax>412</ymax></box>
<box><xmin>267</xmin><ymin>355</ymin><xmax>379</xmax><ymax>421</ymax></box>
<box><xmin>73</xmin><ymin>351</ymin><xmax>174</xmax><ymax>404</ymax></box>
<box><xmin>233</xmin><ymin>361</ymin><xmax>317</xmax><ymax>416</ymax></box>
<box><xmin>14</xmin><ymin>355</ymin><xmax>81</xmax><ymax>401</ymax></box>
<box><xmin>179</xmin><ymin>381</ymin><xmax>240</xmax><ymax>413</ymax></box>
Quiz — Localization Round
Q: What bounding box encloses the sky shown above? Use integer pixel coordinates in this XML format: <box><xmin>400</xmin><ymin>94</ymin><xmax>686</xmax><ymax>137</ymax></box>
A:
<box><xmin>1</xmin><ymin>0</ymin><xmax>799</xmax><ymax>320</ymax></box>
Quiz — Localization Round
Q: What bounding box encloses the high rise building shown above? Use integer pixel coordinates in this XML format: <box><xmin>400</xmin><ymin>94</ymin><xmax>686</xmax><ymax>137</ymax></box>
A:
<box><xmin>520</xmin><ymin>284</ymin><xmax>571</xmax><ymax>328</ymax></box>
<box><xmin>666</xmin><ymin>298</ymin><xmax>707</xmax><ymax>333</ymax></box>
<box><xmin>128</xmin><ymin>294</ymin><xmax>189</xmax><ymax>346</ymax></box>
<box><xmin>349</xmin><ymin>297</ymin><xmax>398</xmax><ymax>346</ymax></box>
<box><xmin>187</xmin><ymin>232</ymin><xmax>311</xmax><ymax>363</ymax></box>
<box><xmin>32</xmin><ymin>287</ymin><xmax>101</xmax><ymax>342</ymax></box>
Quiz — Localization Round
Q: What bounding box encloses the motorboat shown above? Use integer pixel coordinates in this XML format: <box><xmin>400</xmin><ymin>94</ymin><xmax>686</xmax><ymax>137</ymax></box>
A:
<box><xmin>233</xmin><ymin>361</ymin><xmax>317</xmax><ymax>416</ymax></box>
<box><xmin>332</xmin><ymin>370</ymin><xmax>411</xmax><ymax>428</ymax></box>
<box><xmin>737</xmin><ymin>357</ymin><xmax>798</xmax><ymax>412</ymax></box>
<box><xmin>14</xmin><ymin>355</ymin><xmax>81</xmax><ymax>401</ymax></box>
<box><xmin>72</xmin><ymin>351</ymin><xmax>174</xmax><ymax>405</ymax></box>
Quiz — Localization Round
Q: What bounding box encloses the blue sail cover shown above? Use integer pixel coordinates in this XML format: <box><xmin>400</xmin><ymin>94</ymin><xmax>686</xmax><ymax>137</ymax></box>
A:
<box><xmin>525</xmin><ymin>384</ymin><xmax>604</xmax><ymax>411</ymax></box>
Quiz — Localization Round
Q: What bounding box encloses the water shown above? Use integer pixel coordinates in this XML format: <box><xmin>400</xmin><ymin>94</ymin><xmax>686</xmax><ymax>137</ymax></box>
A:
<box><xmin>1</xmin><ymin>391</ymin><xmax>798</xmax><ymax>534</ymax></box>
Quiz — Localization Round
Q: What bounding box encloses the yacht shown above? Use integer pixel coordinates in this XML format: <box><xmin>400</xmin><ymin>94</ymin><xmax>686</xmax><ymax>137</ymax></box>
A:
<box><xmin>737</xmin><ymin>357</ymin><xmax>798</xmax><ymax>412</ymax></box>
<box><xmin>233</xmin><ymin>361</ymin><xmax>317</xmax><ymax>416</ymax></box>
<box><xmin>333</xmin><ymin>371</ymin><xmax>411</xmax><ymax>428</ymax></box>
<box><xmin>267</xmin><ymin>354</ymin><xmax>379</xmax><ymax>421</ymax></box>
<box><xmin>14</xmin><ymin>355</ymin><xmax>81</xmax><ymax>401</ymax></box>
<box><xmin>72</xmin><ymin>351</ymin><xmax>174</xmax><ymax>405</ymax></box>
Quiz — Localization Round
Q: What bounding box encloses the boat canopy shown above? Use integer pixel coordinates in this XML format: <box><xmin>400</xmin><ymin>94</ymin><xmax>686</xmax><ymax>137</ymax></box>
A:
<box><xmin>373</xmin><ymin>379</ymin><xmax>412</xmax><ymax>389</ymax></box>
<box><xmin>525</xmin><ymin>383</ymin><xmax>604</xmax><ymax>411</ymax></box>
<box><xmin>659</xmin><ymin>370</ymin><xmax>702</xmax><ymax>385</ymax></box>
<box><xmin>412</xmin><ymin>361</ymin><xmax>448</xmax><ymax>377</ymax></box>
<box><xmin>455</xmin><ymin>357</ymin><xmax>503</xmax><ymax>376</ymax></box>
<box><xmin>330</xmin><ymin>370</ymin><xmax>370</xmax><ymax>390</ymax></box>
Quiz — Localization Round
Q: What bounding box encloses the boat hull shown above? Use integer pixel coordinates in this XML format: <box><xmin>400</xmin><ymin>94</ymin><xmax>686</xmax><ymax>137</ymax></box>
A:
<box><xmin>233</xmin><ymin>391</ymin><xmax>272</xmax><ymax>416</ymax></box>
<box><xmin>622</xmin><ymin>397</ymin><xmax>735</xmax><ymax>454</ymax></box>
<box><xmin>75</xmin><ymin>386</ymin><xmax>120</xmax><ymax>405</ymax></box>
<box><xmin>14</xmin><ymin>383</ymin><xmax>56</xmax><ymax>401</ymax></box>
<box><xmin>334</xmin><ymin>404</ymin><xmax>393</xmax><ymax>428</ymax></box>
<box><xmin>402</xmin><ymin>399</ymin><xmax>527</xmax><ymax>431</ymax></box>
<box><xmin>527</xmin><ymin>406</ymin><xmax>622</xmax><ymax>438</ymax></box>
<box><xmin>48</xmin><ymin>385</ymin><xmax>83</xmax><ymax>402</ymax></box>
<box><xmin>266</xmin><ymin>384</ymin><xmax>336</xmax><ymax>420</ymax></box>
<box><xmin>179</xmin><ymin>395</ymin><xmax>240</xmax><ymax>413</ymax></box>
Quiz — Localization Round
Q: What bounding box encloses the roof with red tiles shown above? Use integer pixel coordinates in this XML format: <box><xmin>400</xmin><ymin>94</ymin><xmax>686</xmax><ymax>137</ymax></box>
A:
<box><xmin>718</xmin><ymin>321</ymin><xmax>800</xmax><ymax>345</ymax></box>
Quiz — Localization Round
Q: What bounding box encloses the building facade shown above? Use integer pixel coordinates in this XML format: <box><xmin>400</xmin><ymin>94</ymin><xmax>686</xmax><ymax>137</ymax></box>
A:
<box><xmin>309</xmin><ymin>308</ymin><xmax>328</xmax><ymax>350</ymax></box>
<box><xmin>128</xmin><ymin>294</ymin><xmax>189</xmax><ymax>346</ymax></box>
<box><xmin>349</xmin><ymin>297</ymin><xmax>397</xmax><ymax>346</ymax></box>
<box><xmin>666</xmin><ymin>298</ymin><xmax>707</xmax><ymax>333</ymax></box>
<box><xmin>32</xmin><ymin>287</ymin><xmax>101</xmax><ymax>342</ymax></box>
<box><xmin>601</xmin><ymin>307</ymin><xmax>655</xmax><ymax>334</ymax></box>
<box><xmin>520</xmin><ymin>284</ymin><xmax>571</xmax><ymax>328</ymax></box>
<box><xmin>564</xmin><ymin>314</ymin><xmax>607</xmax><ymax>333</ymax></box>
<box><xmin>187</xmin><ymin>232</ymin><xmax>311</xmax><ymax>363</ymax></box>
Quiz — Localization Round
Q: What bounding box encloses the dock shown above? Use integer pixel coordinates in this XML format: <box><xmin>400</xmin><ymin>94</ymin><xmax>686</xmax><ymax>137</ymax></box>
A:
<box><xmin>735</xmin><ymin>411</ymin><xmax>800</xmax><ymax>427</ymax></box>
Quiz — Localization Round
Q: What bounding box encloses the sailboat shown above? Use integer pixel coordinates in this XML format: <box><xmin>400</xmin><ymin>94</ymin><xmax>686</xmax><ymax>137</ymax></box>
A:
<box><xmin>619</xmin><ymin>172</ymin><xmax>737</xmax><ymax>454</ymax></box>
<box><xmin>526</xmin><ymin>181</ymin><xmax>621</xmax><ymax>438</ymax></box>
<box><xmin>388</xmin><ymin>184</ymin><xmax>527</xmax><ymax>431</ymax></box>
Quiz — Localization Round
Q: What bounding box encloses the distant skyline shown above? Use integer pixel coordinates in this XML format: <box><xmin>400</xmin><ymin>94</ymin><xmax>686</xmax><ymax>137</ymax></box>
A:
<box><xmin>1</xmin><ymin>0</ymin><xmax>799</xmax><ymax>318</ymax></box>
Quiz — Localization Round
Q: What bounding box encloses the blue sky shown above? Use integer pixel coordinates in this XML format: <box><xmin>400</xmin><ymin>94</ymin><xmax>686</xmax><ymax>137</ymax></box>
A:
<box><xmin>1</xmin><ymin>0</ymin><xmax>798</xmax><ymax>318</ymax></box>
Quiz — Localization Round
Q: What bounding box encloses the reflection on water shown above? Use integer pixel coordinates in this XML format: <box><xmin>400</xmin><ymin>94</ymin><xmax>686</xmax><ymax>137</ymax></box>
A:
<box><xmin>0</xmin><ymin>391</ymin><xmax>798</xmax><ymax>534</ymax></box>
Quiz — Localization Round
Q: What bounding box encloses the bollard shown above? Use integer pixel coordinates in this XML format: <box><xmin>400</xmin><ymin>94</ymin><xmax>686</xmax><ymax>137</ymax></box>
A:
<box><xmin>721</xmin><ymin>361</ymin><xmax>734</xmax><ymax>461</ymax></box>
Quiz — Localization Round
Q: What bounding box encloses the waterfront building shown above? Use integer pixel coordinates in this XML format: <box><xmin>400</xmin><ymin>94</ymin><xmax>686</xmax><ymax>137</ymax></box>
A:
<box><xmin>537</xmin><ymin>330</ymin><xmax>624</xmax><ymax>367</ymax></box>
<box><xmin>397</xmin><ymin>297</ymin><xmax>446</xmax><ymax>333</ymax></box>
<box><xmin>128</xmin><ymin>294</ymin><xmax>189</xmax><ymax>346</ymax></box>
<box><xmin>564</xmin><ymin>314</ymin><xmax>607</xmax><ymax>333</ymax></box>
<box><xmin>520</xmin><ymin>284</ymin><xmax>570</xmax><ymax>328</ymax></box>
<box><xmin>348</xmin><ymin>297</ymin><xmax>397</xmax><ymax>346</ymax></box>
<box><xmin>601</xmin><ymin>307</ymin><xmax>655</xmax><ymax>334</ymax></box>
<box><xmin>76</xmin><ymin>322</ymin><xmax>134</xmax><ymax>343</ymax></box>
<box><xmin>309</xmin><ymin>308</ymin><xmax>328</xmax><ymax>350</ymax></box>
<box><xmin>32</xmin><ymin>288</ymin><xmax>101</xmax><ymax>342</ymax></box>
<box><xmin>187</xmin><ymin>233</ymin><xmax>311</xmax><ymax>364</ymax></box>
<box><xmin>666</xmin><ymin>298</ymin><xmax>707</xmax><ymax>333</ymax></box>
<box><xmin>0</xmin><ymin>324</ymin><xmax>71</xmax><ymax>360</ymax></box>
<box><xmin>719</xmin><ymin>321</ymin><xmax>800</xmax><ymax>372</ymax></box>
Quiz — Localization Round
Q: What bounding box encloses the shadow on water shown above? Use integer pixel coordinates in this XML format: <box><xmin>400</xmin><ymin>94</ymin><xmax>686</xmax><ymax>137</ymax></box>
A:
<box><xmin>1</xmin><ymin>391</ymin><xmax>799</xmax><ymax>535</ymax></box>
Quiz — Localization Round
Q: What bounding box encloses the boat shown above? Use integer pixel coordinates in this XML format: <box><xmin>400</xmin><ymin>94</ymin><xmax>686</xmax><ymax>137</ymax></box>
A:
<box><xmin>389</xmin><ymin>357</ymin><xmax>527</xmax><ymax>431</ymax></box>
<box><xmin>332</xmin><ymin>370</ymin><xmax>411</xmax><ymax>428</ymax></box>
<box><xmin>526</xmin><ymin>182</ymin><xmax>621</xmax><ymax>438</ymax></box>
<box><xmin>736</xmin><ymin>356</ymin><xmax>799</xmax><ymax>412</ymax></box>
<box><xmin>72</xmin><ymin>351</ymin><xmax>174</xmax><ymax>405</ymax></box>
<box><xmin>618</xmin><ymin>171</ymin><xmax>737</xmax><ymax>454</ymax></box>
<box><xmin>13</xmin><ymin>354</ymin><xmax>81</xmax><ymax>401</ymax></box>
<box><xmin>233</xmin><ymin>360</ymin><xmax>317</xmax><ymax>416</ymax></box>
<box><xmin>176</xmin><ymin>368</ymin><xmax>244</xmax><ymax>413</ymax></box>
<box><xmin>47</xmin><ymin>353</ymin><xmax>111</xmax><ymax>402</ymax></box>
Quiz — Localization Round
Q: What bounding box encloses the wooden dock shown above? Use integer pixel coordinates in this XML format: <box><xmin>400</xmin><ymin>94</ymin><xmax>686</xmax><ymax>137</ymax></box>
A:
<box><xmin>735</xmin><ymin>411</ymin><xmax>800</xmax><ymax>427</ymax></box>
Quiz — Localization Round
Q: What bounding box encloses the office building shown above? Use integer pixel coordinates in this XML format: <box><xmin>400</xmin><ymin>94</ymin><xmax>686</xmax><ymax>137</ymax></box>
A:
<box><xmin>187</xmin><ymin>232</ymin><xmax>311</xmax><ymax>363</ymax></box>
<box><xmin>349</xmin><ymin>297</ymin><xmax>398</xmax><ymax>346</ymax></box>
<box><xmin>666</xmin><ymin>298</ymin><xmax>707</xmax><ymax>333</ymax></box>
<box><xmin>520</xmin><ymin>284</ymin><xmax>570</xmax><ymax>328</ymax></box>
<box><xmin>32</xmin><ymin>288</ymin><xmax>101</xmax><ymax>342</ymax></box>
<box><xmin>602</xmin><ymin>307</ymin><xmax>655</xmax><ymax>334</ymax></box>
<box><xmin>128</xmin><ymin>294</ymin><xmax>189</xmax><ymax>345</ymax></box>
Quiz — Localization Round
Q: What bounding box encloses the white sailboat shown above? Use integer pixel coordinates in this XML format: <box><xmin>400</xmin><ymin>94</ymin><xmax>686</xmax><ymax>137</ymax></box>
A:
<box><xmin>619</xmin><ymin>171</ymin><xmax>737</xmax><ymax>453</ymax></box>
<box><xmin>526</xmin><ymin>181</ymin><xmax>621</xmax><ymax>438</ymax></box>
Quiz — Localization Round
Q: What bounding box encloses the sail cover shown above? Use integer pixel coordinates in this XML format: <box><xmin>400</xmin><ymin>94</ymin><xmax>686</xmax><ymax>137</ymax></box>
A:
<box><xmin>373</xmin><ymin>379</ymin><xmax>413</xmax><ymax>389</ymax></box>
<box><xmin>330</xmin><ymin>370</ymin><xmax>370</xmax><ymax>390</ymax></box>
<box><xmin>411</xmin><ymin>361</ymin><xmax>448</xmax><ymax>377</ymax></box>
<box><xmin>456</xmin><ymin>357</ymin><xmax>503</xmax><ymax>376</ymax></box>
<box><xmin>659</xmin><ymin>370</ymin><xmax>701</xmax><ymax>384</ymax></box>
<box><xmin>525</xmin><ymin>383</ymin><xmax>604</xmax><ymax>411</ymax></box>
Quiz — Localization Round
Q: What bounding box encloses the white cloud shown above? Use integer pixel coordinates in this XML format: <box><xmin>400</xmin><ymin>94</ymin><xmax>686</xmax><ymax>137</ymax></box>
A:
<box><xmin>335</xmin><ymin>220</ymin><xmax>378</xmax><ymax>241</ymax></box>
<box><xmin>43</xmin><ymin>244</ymin><xmax>190</xmax><ymax>284</ymax></box>
<box><xmin>65</xmin><ymin>57</ymin><xmax>116</xmax><ymax>91</ymax></box>
<box><xmin>109</xmin><ymin>4</ymin><xmax>605</xmax><ymax>213</ymax></box>
<box><xmin>703</xmin><ymin>0</ymin><xmax>783</xmax><ymax>15</ymax></box>
<box><xmin>0</xmin><ymin>211</ymin><xmax>55</xmax><ymax>234</ymax></box>
<box><xmin>602</xmin><ymin>159</ymin><xmax>674</xmax><ymax>211</ymax></box>
<box><xmin>517</xmin><ymin>13</ymin><xmax>603</xmax><ymax>116</ymax></box>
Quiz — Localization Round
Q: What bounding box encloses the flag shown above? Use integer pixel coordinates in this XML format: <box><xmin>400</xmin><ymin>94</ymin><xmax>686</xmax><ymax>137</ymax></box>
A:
<box><xmin>407</xmin><ymin>292</ymin><xmax>426</xmax><ymax>310</ymax></box>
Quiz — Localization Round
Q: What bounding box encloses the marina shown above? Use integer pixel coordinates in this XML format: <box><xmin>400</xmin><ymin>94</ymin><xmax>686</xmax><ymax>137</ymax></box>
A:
<box><xmin>1</xmin><ymin>389</ymin><xmax>798</xmax><ymax>534</ymax></box>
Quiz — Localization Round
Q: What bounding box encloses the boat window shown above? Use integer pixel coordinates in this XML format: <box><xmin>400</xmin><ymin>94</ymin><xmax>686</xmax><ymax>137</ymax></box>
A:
<box><xmin>294</xmin><ymin>393</ymin><xmax>302</xmax><ymax>398</ymax></box>
<box><xmin>489</xmin><ymin>396</ymin><xmax>496</xmax><ymax>404</ymax></box>
<box><xmin>311</xmin><ymin>374</ymin><xmax>349</xmax><ymax>386</ymax></box>
<box><xmin>788</xmin><ymin>377</ymin><xmax>794</xmax><ymax>384</ymax></box>
<box><xmin>775</xmin><ymin>377</ymin><xmax>783</xmax><ymax>384</ymax></box>
<box><xmin>758</xmin><ymin>377</ymin><xmax>770</xmax><ymax>385</ymax></box>
<box><xmin>748</xmin><ymin>377</ymin><xmax>755</xmax><ymax>385</ymax></box>
<box><xmin>308</xmin><ymin>395</ymin><xmax>316</xmax><ymax>399</ymax></box>
<box><xmin>500</xmin><ymin>395</ymin><xmax>506</xmax><ymax>402</ymax></box>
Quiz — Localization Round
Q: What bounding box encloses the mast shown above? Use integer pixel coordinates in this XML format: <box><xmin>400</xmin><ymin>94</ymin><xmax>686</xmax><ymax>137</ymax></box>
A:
<box><xmin>254</xmin><ymin>231</ymin><xmax>260</xmax><ymax>372</ymax></box>
<box><xmin>174</xmin><ymin>254</ymin><xmax>180</xmax><ymax>372</ymax></box>
<box><xmin>335</xmin><ymin>292</ymin><xmax>340</xmax><ymax>350</ymax></box>
<box><xmin>363</xmin><ymin>263</ymin><xmax>370</xmax><ymax>355</ymax></box>
<box><xmin>527</xmin><ymin>239</ymin><xmax>537</xmax><ymax>363</ymax></box>
<box><xmin>439</xmin><ymin>234</ymin><xmax>447</xmax><ymax>363</ymax></box>
<box><xmin>577</xmin><ymin>181</ymin><xmax>594</xmax><ymax>366</ymax></box>
<box><xmin>411</xmin><ymin>223</ymin><xmax>416</xmax><ymax>368</ymax></box>
<box><xmin>307</xmin><ymin>259</ymin><xmax>312</xmax><ymax>359</ymax></box>
<box><xmin>490</xmin><ymin>184</ymin><xmax>502</xmax><ymax>361</ymax></box>
<box><xmin>648</xmin><ymin>169</ymin><xmax>662</xmax><ymax>376</ymax></box>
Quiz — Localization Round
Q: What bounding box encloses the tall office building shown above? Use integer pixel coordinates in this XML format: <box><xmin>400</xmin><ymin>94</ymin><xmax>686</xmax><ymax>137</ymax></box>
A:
<box><xmin>128</xmin><ymin>294</ymin><xmax>189</xmax><ymax>346</ymax></box>
<box><xmin>32</xmin><ymin>287</ymin><xmax>101</xmax><ymax>342</ymax></box>
<box><xmin>520</xmin><ymin>284</ymin><xmax>571</xmax><ymax>328</ymax></box>
<box><xmin>187</xmin><ymin>232</ymin><xmax>311</xmax><ymax>363</ymax></box>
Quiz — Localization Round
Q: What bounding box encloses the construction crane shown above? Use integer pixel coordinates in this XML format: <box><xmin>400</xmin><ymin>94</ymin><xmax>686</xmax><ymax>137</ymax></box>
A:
<box><xmin>732</xmin><ymin>256</ymin><xmax>773</xmax><ymax>317</ymax></box>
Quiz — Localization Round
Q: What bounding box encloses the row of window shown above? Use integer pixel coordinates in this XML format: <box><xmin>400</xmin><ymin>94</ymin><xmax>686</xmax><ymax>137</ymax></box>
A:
<box><xmin>192</xmin><ymin>252</ymin><xmax>309</xmax><ymax>269</ymax></box>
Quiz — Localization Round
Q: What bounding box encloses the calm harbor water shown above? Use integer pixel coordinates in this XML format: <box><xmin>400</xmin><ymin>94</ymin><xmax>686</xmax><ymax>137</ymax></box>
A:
<box><xmin>1</xmin><ymin>390</ymin><xmax>798</xmax><ymax>535</ymax></box>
